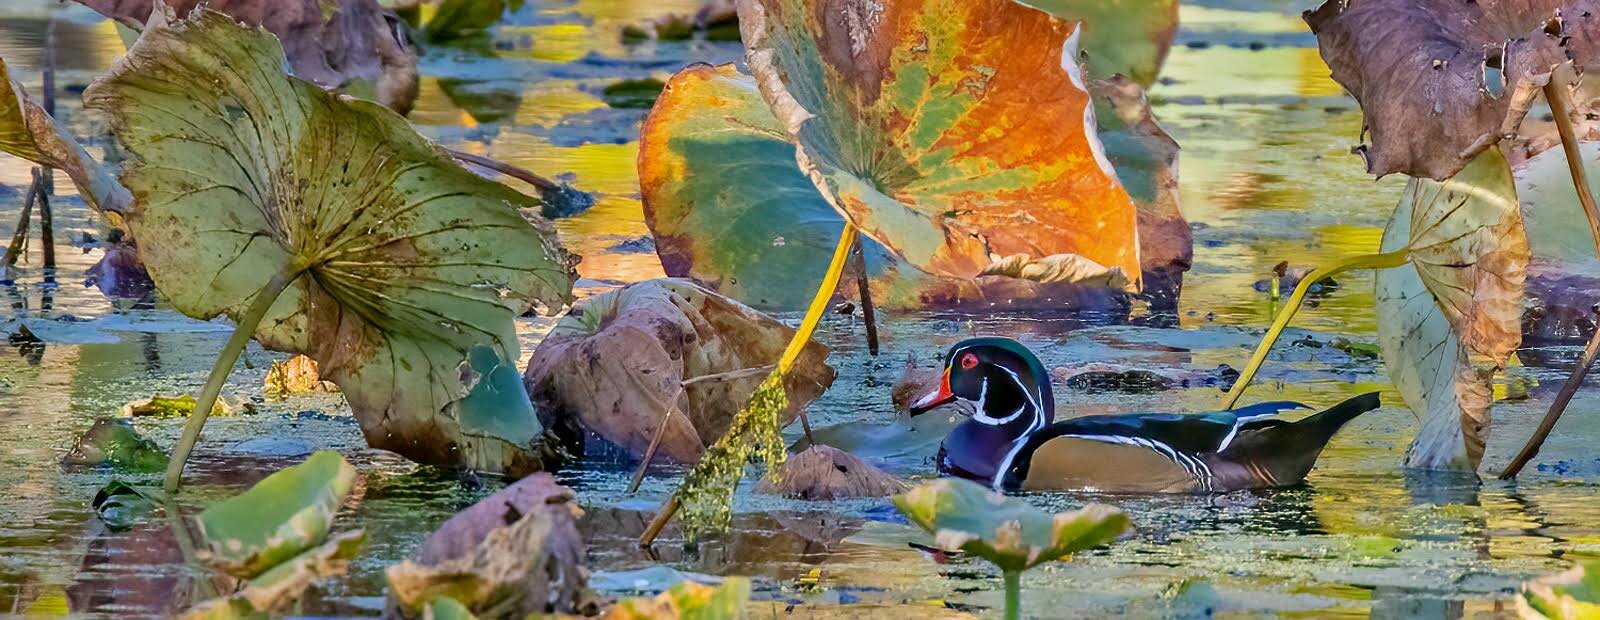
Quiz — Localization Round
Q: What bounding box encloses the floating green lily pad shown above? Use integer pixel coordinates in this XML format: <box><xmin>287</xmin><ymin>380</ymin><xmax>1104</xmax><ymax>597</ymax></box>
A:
<box><xmin>892</xmin><ymin>478</ymin><xmax>1129</xmax><ymax>572</ymax></box>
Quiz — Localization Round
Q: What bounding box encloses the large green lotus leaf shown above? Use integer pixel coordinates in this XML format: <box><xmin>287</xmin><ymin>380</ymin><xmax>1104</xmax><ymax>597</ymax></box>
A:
<box><xmin>0</xmin><ymin>57</ymin><xmax>130</xmax><ymax>214</ymax></box>
<box><xmin>84</xmin><ymin>6</ymin><xmax>575</xmax><ymax>474</ymax></box>
<box><xmin>738</xmin><ymin>0</ymin><xmax>1143</xmax><ymax>288</ymax></box>
<box><xmin>196</xmin><ymin>451</ymin><xmax>356</xmax><ymax>579</ymax></box>
<box><xmin>1519</xmin><ymin>561</ymin><xmax>1600</xmax><ymax>620</ymax></box>
<box><xmin>1028</xmin><ymin>0</ymin><xmax>1180</xmax><ymax>86</ymax></box>
<box><xmin>639</xmin><ymin>63</ymin><xmax>899</xmax><ymax>309</ymax></box>
<box><xmin>891</xmin><ymin>478</ymin><xmax>1129</xmax><ymax>572</ymax></box>
<box><xmin>1376</xmin><ymin>147</ymin><xmax>1528</xmax><ymax>471</ymax></box>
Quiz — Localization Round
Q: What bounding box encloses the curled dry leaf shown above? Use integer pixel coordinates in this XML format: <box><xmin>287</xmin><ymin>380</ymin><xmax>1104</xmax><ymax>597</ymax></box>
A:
<box><xmin>385</xmin><ymin>474</ymin><xmax>590</xmax><ymax>617</ymax></box>
<box><xmin>0</xmin><ymin>58</ymin><xmax>131</xmax><ymax>215</ymax></box>
<box><xmin>738</xmin><ymin>0</ymin><xmax>1142</xmax><ymax>286</ymax></box>
<box><xmin>73</xmin><ymin>0</ymin><xmax>419</xmax><ymax>114</ymax></box>
<box><xmin>1376</xmin><ymin>147</ymin><xmax>1529</xmax><ymax>471</ymax></box>
<box><xmin>892</xmin><ymin>477</ymin><xmax>1130</xmax><ymax>572</ymax></box>
<box><xmin>85</xmin><ymin>6</ymin><xmax>576</xmax><ymax>475</ymax></box>
<box><xmin>756</xmin><ymin>445</ymin><xmax>908</xmax><ymax>500</ymax></box>
<box><xmin>523</xmin><ymin>278</ymin><xmax>834</xmax><ymax>464</ymax></box>
<box><xmin>1305</xmin><ymin>0</ymin><xmax>1600</xmax><ymax>180</ymax></box>
<box><xmin>263</xmin><ymin>355</ymin><xmax>337</xmax><ymax>397</ymax></box>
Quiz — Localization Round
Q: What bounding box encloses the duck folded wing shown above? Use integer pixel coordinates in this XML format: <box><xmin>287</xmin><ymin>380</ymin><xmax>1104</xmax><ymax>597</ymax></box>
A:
<box><xmin>1052</xmin><ymin>400</ymin><xmax>1308</xmax><ymax>456</ymax></box>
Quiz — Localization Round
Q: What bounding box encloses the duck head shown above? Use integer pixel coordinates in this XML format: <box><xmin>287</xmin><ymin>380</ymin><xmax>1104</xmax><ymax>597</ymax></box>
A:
<box><xmin>909</xmin><ymin>337</ymin><xmax>1054</xmax><ymax>425</ymax></box>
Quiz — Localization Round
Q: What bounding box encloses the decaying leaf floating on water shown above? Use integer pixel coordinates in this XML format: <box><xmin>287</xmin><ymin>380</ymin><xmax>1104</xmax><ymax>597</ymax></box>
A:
<box><xmin>263</xmin><ymin>355</ymin><xmax>337</xmax><ymax>397</ymax></box>
<box><xmin>385</xmin><ymin>473</ymin><xmax>591</xmax><ymax>617</ymax></box>
<box><xmin>121</xmin><ymin>394</ymin><xmax>248</xmax><ymax>418</ymax></box>
<box><xmin>184</xmin><ymin>530</ymin><xmax>367</xmax><ymax>619</ymax></box>
<box><xmin>1376</xmin><ymin>147</ymin><xmax>1529</xmax><ymax>471</ymax></box>
<box><xmin>756</xmin><ymin>445</ymin><xmax>907</xmax><ymax>500</ymax></box>
<box><xmin>195</xmin><ymin>450</ymin><xmax>357</xmax><ymax>578</ymax></box>
<box><xmin>73</xmin><ymin>0</ymin><xmax>420</xmax><ymax>114</ymax></box>
<box><xmin>1305</xmin><ymin>0</ymin><xmax>1600</xmax><ymax>180</ymax></box>
<box><xmin>0</xmin><ymin>57</ymin><xmax>131</xmax><ymax>215</ymax></box>
<box><xmin>599</xmin><ymin>577</ymin><xmax>751</xmax><ymax>619</ymax></box>
<box><xmin>524</xmin><ymin>278</ymin><xmax>833</xmax><ymax>463</ymax></box>
<box><xmin>84</xmin><ymin>6</ymin><xmax>577</xmax><ymax>475</ymax></box>
<box><xmin>62</xmin><ymin>418</ymin><xmax>168</xmax><ymax>472</ymax></box>
<box><xmin>738</xmin><ymin>0</ymin><xmax>1143</xmax><ymax>286</ymax></box>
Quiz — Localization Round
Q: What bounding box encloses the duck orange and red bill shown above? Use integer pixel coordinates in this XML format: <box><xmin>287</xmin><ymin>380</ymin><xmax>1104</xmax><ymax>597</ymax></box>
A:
<box><xmin>909</xmin><ymin>369</ymin><xmax>954</xmax><ymax>416</ymax></box>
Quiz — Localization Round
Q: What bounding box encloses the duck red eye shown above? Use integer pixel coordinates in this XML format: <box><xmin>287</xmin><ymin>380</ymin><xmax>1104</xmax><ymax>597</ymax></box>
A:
<box><xmin>960</xmin><ymin>353</ymin><xmax>979</xmax><ymax>370</ymax></box>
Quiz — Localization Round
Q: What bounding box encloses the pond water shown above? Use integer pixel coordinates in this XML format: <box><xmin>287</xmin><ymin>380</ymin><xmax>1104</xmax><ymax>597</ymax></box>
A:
<box><xmin>2</xmin><ymin>0</ymin><xmax>1598</xmax><ymax>617</ymax></box>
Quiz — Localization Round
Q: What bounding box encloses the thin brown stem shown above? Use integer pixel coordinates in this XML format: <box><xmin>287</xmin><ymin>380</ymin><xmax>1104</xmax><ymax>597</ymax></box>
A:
<box><xmin>34</xmin><ymin>169</ymin><xmax>53</xmax><ymax>271</ymax></box>
<box><xmin>627</xmin><ymin>407</ymin><xmax>674</xmax><ymax>495</ymax></box>
<box><xmin>1545</xmin><ymin>64</ymin><xmax>1600</xmax><ymax>259</ymax></box>
<box><xmin>448</xmin><ymin>149</ymin><xmax>558</xmax><ymax>192</ymax></box>
<box><xmin>1500</xmin><ymin>69</ymin><xmax>1600</xmax><ymax>478</ymax></box>
<box><xmin>4</xmin><ymin>176</ymin><xmax>37</xmax><ymax>268</ymax></box>
<box><xmin>1500</xmin><ymin>324</ymin><xmax>1600</xmax><ymax>479</ymax></box>
<box><xmin>850</xmin><ymin>235</ymin><xmax>880</xmax><ymax>356</ymax></box>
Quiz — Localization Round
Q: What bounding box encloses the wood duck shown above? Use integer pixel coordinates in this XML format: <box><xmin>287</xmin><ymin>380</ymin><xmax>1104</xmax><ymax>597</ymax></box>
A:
<box><xmin>908</xmin><ymin>337</ymin><xmax>1381</xmax><ymax>493</ymax></box>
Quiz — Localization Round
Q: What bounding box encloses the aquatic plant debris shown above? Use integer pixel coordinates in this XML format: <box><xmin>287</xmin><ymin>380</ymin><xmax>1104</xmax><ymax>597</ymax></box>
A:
<box><xmin>737</xmin><ymin>0</ymin><xmax>1143</xmax><ymax>286</ymax></box>
<box><xmin>1378</xmin><ymin>147</ymin><xmax>1528</xmax><ymax>471</ymax></box>
<box><xmin>83</xmin><ymin>4</ymin><xmax>577</xmax><ymax>488</ymax></box>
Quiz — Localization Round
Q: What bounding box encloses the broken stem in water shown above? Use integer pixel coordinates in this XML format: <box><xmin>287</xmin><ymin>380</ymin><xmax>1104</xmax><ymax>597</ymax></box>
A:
<box><xmin>638</xmin><ymin>223</ymin><xmax>860</xmax><ymax>547</ymax></box>
<box><xmin>1221</xmin><ymin>250</ymin><xmax>1408</xmax><ymax>409</ymax></box>
<box><xmin>164</xmin><ymin>267</ymin><xmax>304</xmax><ymax>495</ymax></box>
<box><xmin>1499</xmin><ymin>71</ymin><xmax>1600</xmax><ymax>478</ymax></box>
<box><xmin>3</xmin><ymin>174</ymin><xmax>38</xmax><ymax>268</ymax></box>
<box><xmin>448</xmin><ymin>149</ymin><xmax>559</xmax><ymax>193</ymax></box>
<box><xmin>849</xmin><ymin>235</ymin><xmax>880</xmax><ymax>356</ymax></box>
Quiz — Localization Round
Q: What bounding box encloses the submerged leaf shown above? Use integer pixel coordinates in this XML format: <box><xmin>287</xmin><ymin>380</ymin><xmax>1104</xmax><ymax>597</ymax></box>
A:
<box><xmin>85</xmin><ymin>7</ymin><xmax>576</xmax><ymax>474</ymax></box>
<box><xmin>0</xmin><ymin>58</ymin><xmax>131</xmax><ymax>214</ymax></box>
<box><xmin>1305</xmin><ymin>0</ymin><xmax>1600</xmax><ymax>180</ymax></box>
<box><xmin>892</xmin><ymin>478</ymin><xmax>1129</xmax><ymax>572</ymax></box>
<box><xmin>1376</xmin><ymin>147</ymin><xmax>1528</xmax><ymax>471</ymax></box>
<box><xmin>524</xmin><ymin>278</ymin><xmax>833</xmax><ymax>464</ymax></box>
<box><xmin>72</xmin><ymin>0</ymin><xmax>419</xmax><ymax>114</ymax></box>
<box><xmin>1519</xmin><ymin>561</ymin><xmax>1600</xmax><ymax>620</ymax></box>
<box><xmin>92</xmin><ymin>480</ymin><xmax>159</xmax><ymax>532</ymax></box>
<box><xmin>599</xmin><ymin>577</ymin><xmax>751</xmax><ymax>620</ymax></box>
<box><xmin>425</xmin><ymin>0</ymin><xmax>518</xmax><ymax>41</ymax></box>
<box><xmin>756</xmin><ymin>445</ymin><xmax>907</xmax><ymax>500</ymax></box>
<box><xmin>738</xmin><ymin>0</ymin><xmax>1142</xmax><ymax>286</ymax></box>
<box><xmin>196</xmin><ymin>450</ymin><xmax>357</xmax><ymax>578</ymax></box>
<box><xmin>62</xmin><ymin>418</ymin><xmax>168</xmax><ymax>472</ymax></box>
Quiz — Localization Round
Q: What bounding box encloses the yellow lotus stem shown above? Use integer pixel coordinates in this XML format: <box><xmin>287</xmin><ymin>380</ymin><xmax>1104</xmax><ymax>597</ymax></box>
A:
<box><xmin>638</xmin><ymin>223</ymin><xmax>858</xmax><ymax>547</ymax></box>
<box><xmin>1221</xmin><ymin>250</ymin><xmax>1408</xmax><ymax>409</ymax></box>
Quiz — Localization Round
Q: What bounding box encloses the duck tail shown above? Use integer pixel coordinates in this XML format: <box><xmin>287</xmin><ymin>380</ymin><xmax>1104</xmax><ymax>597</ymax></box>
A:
<box><xmin>1227</xmin><ymin>392</ymin><xmax>1381</xmax><ymax>485</ymax></box>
